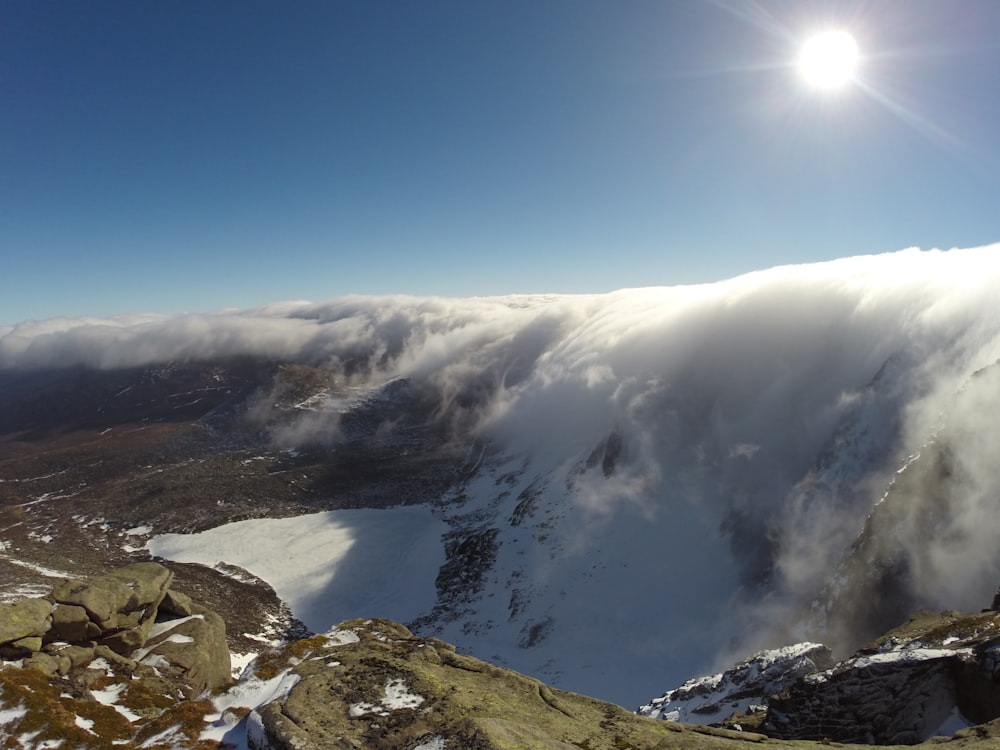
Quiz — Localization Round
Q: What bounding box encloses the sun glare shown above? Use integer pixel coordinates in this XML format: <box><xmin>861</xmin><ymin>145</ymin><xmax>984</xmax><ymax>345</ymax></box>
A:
<box><xmin>799</xmin><ymin>30</ymin><xmax>859</xmax><ymax>89</ymax></box>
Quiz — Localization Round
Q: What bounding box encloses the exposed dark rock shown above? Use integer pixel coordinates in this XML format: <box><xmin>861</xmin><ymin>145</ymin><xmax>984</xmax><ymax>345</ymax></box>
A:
<box><xmin>761</xmin><ymin>610</ymin><xmax>1000</xmax><ymax>745</ymax></box>
<box><xmin>639</xmin><ymin>642</ymin><xmax>834</xmax><ymax>724</ymax></box>
<box><xmin>766</xmin><ymin>652</ymin><xmax>956</xmax><ymax>744</ymax></box>
<box><xmin>434</xmin><ymin>527</ymin><xmax>500</xmax><ymax>608</ymax></box>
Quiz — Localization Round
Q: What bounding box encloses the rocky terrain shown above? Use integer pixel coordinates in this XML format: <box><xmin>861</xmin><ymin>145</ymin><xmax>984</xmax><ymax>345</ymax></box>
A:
<box><xmin>7</xmin><ymin>565</ymin><xmax>1000</xmax><ymax>748</ymax></box>
<box><xmin>0</xmin><ymin>360</ymin><xmax>458</xmax><ymax>656</ymax></box>
<box><xmin>641</xmin><ymin>599</ymin><xmax>1000</xmax><ymax>747</ymax></box>
<box><xmin>0</xmin><ymin>562</ymin><xmax>231</xmax><ymax>748</ymax></box>
<box><xmin>4</xmin><ymin>269</ymin><xmax>1000</xmax><ymax>743</ymax></box>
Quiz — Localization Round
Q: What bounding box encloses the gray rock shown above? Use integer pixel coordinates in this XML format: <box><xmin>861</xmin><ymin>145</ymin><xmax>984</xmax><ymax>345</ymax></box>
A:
<box><xmin>766</xmin><ymin>653</ymin><xmax>956</xmax><ymax>744</ymax></box>
<box><xmin>94</xmin><ymin>643</ymin><xmax>138</xmax><ymax>670</ymax></box>
<box><xmin>49</xmin><ymin>603</ymin><xmax>91</xmax><ymax>642</ymax></box>
<box><xmin>0</xmin><ymin>598</ymin><xmax>53</xmax><ymax>644</ymax></box>
<box><xmin>45</xmin><ymin>643</ymin><xmax>96</xmax><ymax>669</ymax></box>
<box><xmin>100</xmin><ymin>611</ymin><xmax>156</xmax><ymax>656</ymax></box>
<box><xmin>141</xmin><ymin>605</ymin><xmax>231</xmax><ymax>693</ymax></box>
<box><xmin>23</xmin><ymin>651</ymin><xmax>65</xmax><ymax>676</ymax></box>
<box><xmin>639</xmin><ymin>642</ymin><xmax>833</xmax><ymax>724</ymax></box>
<box><xmin>762</xmin><ymin>609</ymin><xmax>1000</xmax><ymax>744</ymax></box>
<box><xmin>159</xmin><ymin>588</ymin><xmax>194</xmax><ymax>617</ymax></box>
<box><xmin>107</xmin><ymin>562</ymin><xmax>174</xmax><ymax>607</ymax></box>
<box><xmin>13</xmin><ymin>635</ymin><xmax>43</xmax><ymax>653</ymax></box>
<box><xmin>50</xmin><ymin>575</ymin><xmax>136</xmax><ymax>625</ymax></box>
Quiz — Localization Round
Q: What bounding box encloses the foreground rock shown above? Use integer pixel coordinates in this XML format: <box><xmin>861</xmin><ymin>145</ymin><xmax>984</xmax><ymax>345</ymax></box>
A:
<box><xmin>764</xmin><ymin>609</ymin><xmax>1000</xmax><ymax>744</ymax></box>
<box><xmin>0</xmin><ymin>561</ymin><xmax>230</xmax><ymax>694</ymax></box>
<box><xmin>9</xmin><ymin>605</ymin><xmax>1000</xmax><ymax>749</ymax></box>
<box><xmin>247</xmin><ymin>618</ymin><xmax>713</xmax><ymax>750</ymax></box>
<box><xmin>0</xmin><ymin>561</ymin><xmax>233</xmax><ymax>749</ymax></box>
<box><xmin>642</xmin><ymin>607</ymin><xmax>1000</xmax><ymax>746</ymax></box>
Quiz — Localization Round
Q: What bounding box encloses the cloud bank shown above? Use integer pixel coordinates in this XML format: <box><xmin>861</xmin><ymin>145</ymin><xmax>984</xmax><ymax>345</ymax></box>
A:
<box><xmin>6</xmin><ymin>244</ymin><xmax>1000</xmax><ymax>699</ymax></box>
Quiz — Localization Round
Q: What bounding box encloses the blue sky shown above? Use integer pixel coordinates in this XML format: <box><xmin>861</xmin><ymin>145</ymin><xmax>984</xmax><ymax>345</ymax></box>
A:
<box><xmin>3</xmin><ymin>0</ymin><xmax>999</xmax><ymax>324</ymax></box>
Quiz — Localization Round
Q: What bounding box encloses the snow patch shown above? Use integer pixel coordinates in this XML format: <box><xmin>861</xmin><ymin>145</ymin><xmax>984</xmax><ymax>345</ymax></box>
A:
<box><xmin>74</xmin><ymin>715</ymin><xmax>95</xmax><ymax>732</ymax></box>
<box><xmin>148</xmin><ymin>507</ymin><xmax>446</xmax><ymax>632</ymax></box>
<box><xmin>92</xmin><ymin>683</ymin><xmax>142</xmax><ymax>723</ymax></box>
<box><xmin>0</xmin><ymin>705</ymin><xmax>27</xmax><ymax>726</ymax></box>
<box><xmin>201</xmin><ymin>669</ymin><xmax>301</xmax><ymax>746</ymax></box>
<box><xmin>931</xmin><ymin>706</ymin><xmax>974</xmax><ymax>737</ymax></box>
<box><xmin>349</xmin><ymin>678</ymin><xmax>425</xmax><ymax>717</ymax></box>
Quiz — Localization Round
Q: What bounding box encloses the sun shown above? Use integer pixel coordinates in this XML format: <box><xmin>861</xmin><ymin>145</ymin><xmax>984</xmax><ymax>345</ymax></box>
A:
<box><xmin>798</xmin><ymin>30</ymin><xmax>859</xmax><ymax>89</ymax></box>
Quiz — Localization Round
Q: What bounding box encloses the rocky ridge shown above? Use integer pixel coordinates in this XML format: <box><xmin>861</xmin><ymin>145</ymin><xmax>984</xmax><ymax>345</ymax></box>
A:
<box><xmin>638</xmin><ymin>642</ymin><xmax>834</xmax><ymax>724</ymax></box>
<box><xmin>642</xmin><ymin>601</ymin><xmax>1000</xmax><ymax>746</ymax></box>
<box><xmin>763</xmin><ymin>608</ymin><xmax>1000</xmax><ymax>745</ymax></box>
<box><xmin>9</xmin><ymin>566</ymin><xmax>1000</xmax><ymax>748</ymax></box>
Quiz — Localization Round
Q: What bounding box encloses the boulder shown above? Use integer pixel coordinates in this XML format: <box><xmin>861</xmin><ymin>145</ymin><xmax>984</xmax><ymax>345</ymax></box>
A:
<box><xmin>49</xmin><ymin>603</ymin><xmax>91</xmax><ymax>643</ymax></box>
<box><xmin>159</xmin><ymin>588</ymin><xmax>194</xmax><ymax>617</ymax></box>
<box><xmin>93</xmin><ymin>643</ymin><xmax>138</xmax><ymax>670</ymax></box>
<box><xmin>99</xmin><ymin>611</ymin><xmax>156</xmax><ymax>656</ymax></box>
<box><xmin>44</xmin><ymin>643</ymin><xmax>96</xmax><ymax>669</ymax></box>
<box><xmin>107</xmin><ymin>561</ymin><xmax>173</xmax><ymax>609</ymax></box>
<box><xmin>0</xmin><ymin>598</ymin><xmax>53</xmax><ymax>645</ymax></box>
<box><xmin>50</xmin><ymin>575</ymin><xmax>136</xmax><ymax>626</ymax></box>
<box><xmin>23</xmin><ymin>651</ymin><xmax>66</xmax><ymax>677</ymax></box>
<box><xmin>140</xmin><ymin>605</ymin><xmax>231</xmax><ymax>693</ymax></box>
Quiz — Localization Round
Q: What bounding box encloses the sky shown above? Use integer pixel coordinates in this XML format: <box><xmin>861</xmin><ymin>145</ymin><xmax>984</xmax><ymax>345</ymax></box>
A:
<box><xmin>3</xmin><ymin>0</ymin><xmax>1000</xmax><ymax>325</ymax></box>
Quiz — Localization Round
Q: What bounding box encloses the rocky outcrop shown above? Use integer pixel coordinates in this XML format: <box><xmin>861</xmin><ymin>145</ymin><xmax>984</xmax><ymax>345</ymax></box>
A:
<box><xmin>641</xmin><ymin>607</ymin><xmax>1000</xmax><ymax>746</ymax></box>
<box><xmin>766</xmin><ymin>649</ymin><xmax>956</xmax><ymax>744</ymax></box>
<box><xmin>762</xmin><ymin>610</ymin><xmax>1000</xmax><ymax>744</ymax></box>
<box><xmin>138</xmin><ymin>604</ymin><xmax>231</xmax><ymax>694</ymax></box>
<box><xmin>11</xmin><ymin>605</ymin><xmax>1000</xmax><ymax>750</ymax></box>
<box><xmin>0</xmin><ymin>598</ymin><xmax>52</xmax><ymax>656</ymax></box>
<box><xmin>0</xmin><ymin>561</ymin><xmax>230</xmax><ymax>692</ymax></box>
<box><xmin>638</xmin><ymin>642</ymin><xmax>833</xmax><ymax>724</ymax></box>
<box><xmin>245</xmin><ymin>618</ymin><xmax>757</xmax><ymax>750</ymax></box>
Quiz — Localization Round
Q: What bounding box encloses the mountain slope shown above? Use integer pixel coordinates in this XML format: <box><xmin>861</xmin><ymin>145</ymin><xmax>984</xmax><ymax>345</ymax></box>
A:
<box><xmin>3</xmin><ymin>247</ymin><xmax>1000</xmax><ymax>709</ymax></box>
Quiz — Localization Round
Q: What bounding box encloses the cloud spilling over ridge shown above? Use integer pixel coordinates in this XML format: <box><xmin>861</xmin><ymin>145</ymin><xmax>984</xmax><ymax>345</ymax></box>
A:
<box><xmin>5</xmin><ymin>245</ymin><xmax>1000</xmax><ymax>538</ymax></box>
<box><xmin>6</xmin><ymin>245</ymin><xmax>1000</xmax><ymax>687</ymax></box>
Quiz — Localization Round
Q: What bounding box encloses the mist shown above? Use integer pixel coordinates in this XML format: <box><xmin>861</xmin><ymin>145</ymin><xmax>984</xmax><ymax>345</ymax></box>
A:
<box><xmin>6</xmin><ymin>244</ymin><xmax>1000</xmax><ymax>700</ymax></box>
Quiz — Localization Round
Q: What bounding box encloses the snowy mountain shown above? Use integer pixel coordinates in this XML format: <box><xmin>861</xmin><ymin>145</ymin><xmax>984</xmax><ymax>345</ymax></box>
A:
<box><xmin>637</xmin><ymin>643</ymin><xmax>833</xmax><ymax>724</ymax></box>
<box><xmin>3</xmin><ymin>246</ymin><xmax>1000</xmax><ymax>711</ymax></box>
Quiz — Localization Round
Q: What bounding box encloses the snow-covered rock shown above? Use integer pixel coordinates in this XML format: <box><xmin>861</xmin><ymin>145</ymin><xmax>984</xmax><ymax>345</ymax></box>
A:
<box><xmin>638</xmin><ymin>643</ymin><xmax>832</xmax><ymax>724</ymax></box>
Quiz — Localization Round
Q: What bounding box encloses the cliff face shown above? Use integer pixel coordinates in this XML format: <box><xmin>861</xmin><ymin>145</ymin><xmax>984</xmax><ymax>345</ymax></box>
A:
<box><xmin>763</xmin><ymin>609</ymin><xmax>1000</xmax><ymax>745</ymax></box>
<box><xmin>641</xmin><ymin>605</ymin><xmax>1000</xmax><ymax>747</ymax></box>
